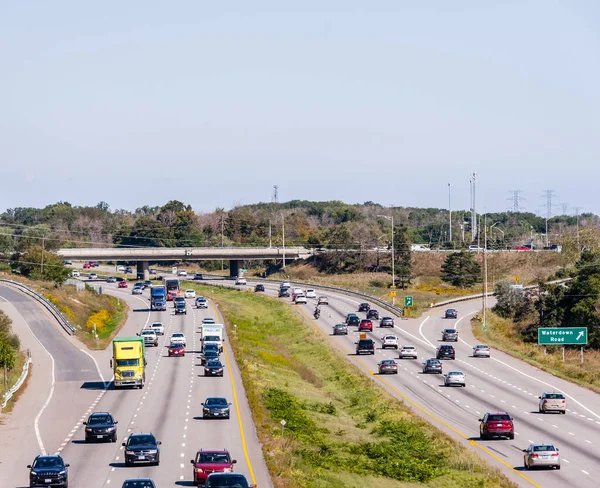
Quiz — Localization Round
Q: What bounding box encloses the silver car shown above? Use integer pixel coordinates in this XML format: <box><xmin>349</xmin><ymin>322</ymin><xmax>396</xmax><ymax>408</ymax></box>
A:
<box><xmin>473</xmin><ymin>344</ymin><xmax>491</xmax><ymax>358</ymax></box>
<box><xmin>442</xmin><ymin>328</ymin><xmax>458</xmax><ymax>342</ymax></box>
<box><xmin>398</xmin><ymin>345</ymin><xmax>418</xmax><ymax>359</ymax></box>
<box><xmin>523</xmin><ymin>443</ymin><xmax>560</xmax><ymax>470</ymax></box>
<box><xmin>444</xmin><ymin>371</ymin><xmax>466</xmax><ymax>387</ymax></box>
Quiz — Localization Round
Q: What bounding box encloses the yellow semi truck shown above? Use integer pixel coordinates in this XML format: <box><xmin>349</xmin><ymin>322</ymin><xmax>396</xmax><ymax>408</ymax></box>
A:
<box><xmin>111</xmin><ymin>337</ymin><xmax>146</xmax><ymax>388</ymax></box>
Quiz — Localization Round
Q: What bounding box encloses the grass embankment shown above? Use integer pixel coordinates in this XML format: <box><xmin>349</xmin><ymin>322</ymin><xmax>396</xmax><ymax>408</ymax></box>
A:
<box><xmin>472</xmin><ymin>311</ymin><xmax>600</xmax><ymax>394</ymax></box>
<box><xmin>204</xmin><ymin>286</ymin><xmax>516</xmax><ymax>488</ymax></box>
<box><xmin>1</xmin><ymin>350</ymin><xmax>29</xmax><ymax>414</ymax></box>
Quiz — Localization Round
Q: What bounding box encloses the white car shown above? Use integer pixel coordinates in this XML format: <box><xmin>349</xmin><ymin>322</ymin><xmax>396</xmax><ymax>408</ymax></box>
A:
<box><xmin>398</xmin><ymin>345</ymin><xmax>418</xmax><ymax>359</ymax></box>
<box><xmin>184</xmin><ymin>289</ymin><xmax>196</xmax><ymax>299</ymax></box>
<box><xmin>473</xmin><ymin>344</ymin><xmax>491</xmax><ymax>358</ymax></box>
<box><xmin>202</xmin><ymin>318</ymin><xmax>216</xmax><ymax>325</ymax></box>
<box><xmin>170</xmin><ymin>333</ymin><xmax>187</xmax><ymax>347</ymax></box>
<box><xmin>295</xmin><ymin>295</ymin><xmax>307</xmax><ymax>304</ymax></box>
<box><xmin>381</xmin><ymin>334</ymin><xmax>399</xmax><ymax>349</ymax></box>
<box><xmin>444</xmin><ymin>371</ymin><xmax>466</xmax><ymax>387</ymax></box>
<box><xmin>305</xmin><ymin>289</ymin><xmax>317</xmax><ymax>299</ymax></box>
<box><xmin>317</xmin><ymin>296</ymin><xmax>329</xmax><ymax>305</ymax></box>
<box><xmin>117</xmin><ymin>265</ymin><xmax>125</xmax><ymax>272</ymax></box>
<box><xmin>178</xmin><ymin>270</ymin><xmax>188</xmax><ymax>276</ymax></box>
<box><xmin>195</xmin><ymin>297</ymin><xmax>208</xmax><ymax>309</ymax></box>
<box><xmin>281</xmin><ymin>281</ymin><xmax>291</xmax><ymax>288</ymax></box>
<box><xmin>150</xmin><ymin>322</ymin><xmax>165</xmax><ymax>335</ymax></box>
<box><xmin>71</xmin><ymin>270</ymin><xmax>80</xmax><ymax>277</ymax></box>
<box><xmin>235</xmin><ymin>277</ymin><xmax>247</xmax><ymax>285</ymax></box>
<box><xmin>131</xmin><ymin>287</ymin><xmax>143</xmax><ymax>295</ymax></box>
<box><xmin>89</xmin><ymin>273</ymin><xmax>98</xmax><ymax>280</ymax></box>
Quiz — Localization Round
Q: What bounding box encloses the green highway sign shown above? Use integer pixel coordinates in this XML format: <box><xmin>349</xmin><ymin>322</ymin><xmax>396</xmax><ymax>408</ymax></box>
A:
<box><xmin>538</xmin><ymin>327</ymin><xmax>588</xmax><ymax>345</ymax></box>
<box><xmin>404</xmin><ymin>296</ymin><xmax>413</xmax><ymax>307</ymax></box>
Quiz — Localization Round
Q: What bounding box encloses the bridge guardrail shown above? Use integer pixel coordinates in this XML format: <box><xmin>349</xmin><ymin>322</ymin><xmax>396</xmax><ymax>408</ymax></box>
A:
<box><xmin>1</xmin><ymin>349</ymin><xmax>31</xmax><ymax>411</ymax></box>
<box><xmin>0</xmin><ymin>279</ymin><xmax>77</xmax><ymax>335</ymax></box>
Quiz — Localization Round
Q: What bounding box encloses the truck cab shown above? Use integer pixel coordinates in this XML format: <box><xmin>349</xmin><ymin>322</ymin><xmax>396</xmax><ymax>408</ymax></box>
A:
<box><xmin>111</xmin><ymin>338</ymin><xmax>146</xmax><ymax>388</ymax></box>
<box><xmin>150</xmin><ymin>285</ymin><xmax>167</xmax><ymax>311</ymax></box>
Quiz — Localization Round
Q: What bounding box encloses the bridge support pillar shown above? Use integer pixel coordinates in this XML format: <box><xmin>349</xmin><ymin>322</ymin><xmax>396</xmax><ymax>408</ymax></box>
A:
<box><xmin>137</xmin><ymin>261</ymin><xmax>149</xmax><ymax>281</ymax></box>
<box><xmin>229</xmin><ymin>260</ymin><xmax>239</xmax><ymax>278</ymax></box>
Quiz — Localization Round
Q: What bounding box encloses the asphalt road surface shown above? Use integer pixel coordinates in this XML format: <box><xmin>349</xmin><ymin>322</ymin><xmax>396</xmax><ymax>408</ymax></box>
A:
<box><xmin>0</xmin><ymin>282</ymin><xmax>271</xmax><ymax>488</ymax></box>
<box><xmin>200</xmin><ymin>276</ymin><xmax>600</xmax><ymax>488</ymax></box>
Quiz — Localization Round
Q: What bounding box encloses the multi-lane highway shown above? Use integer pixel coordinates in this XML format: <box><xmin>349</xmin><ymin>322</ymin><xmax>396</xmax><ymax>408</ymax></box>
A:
<box><xmin>201</xmin><ymin>276</ymin><xmax>600</xmax><ymax>488</ymax></box>
<box><xmin>0</xmin><ymin>281</ymin><xmax>271</xmax><ymax>488</ymax></box>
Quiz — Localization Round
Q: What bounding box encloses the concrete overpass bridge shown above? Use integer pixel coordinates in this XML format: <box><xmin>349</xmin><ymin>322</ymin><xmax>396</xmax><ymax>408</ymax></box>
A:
<box><xmin>57</xmin><ymin>246</ymin><xmax>313</xmax><ymax>279</ymax></box>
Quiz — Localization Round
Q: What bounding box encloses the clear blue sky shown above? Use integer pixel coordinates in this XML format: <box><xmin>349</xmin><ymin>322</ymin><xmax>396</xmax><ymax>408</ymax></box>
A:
<box><xmin>1</xmin><ymin>1</ymin><xmax>598</xmax><ymax>215</ymax></box>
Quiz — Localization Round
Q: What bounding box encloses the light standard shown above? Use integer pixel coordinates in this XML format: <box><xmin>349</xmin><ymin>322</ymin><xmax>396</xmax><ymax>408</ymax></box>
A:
<box><xmin>448</xmin><ymin>182</ymin><xmax>452</xmax><ymax>243</ymax></box>
<box><xmin>281</xmin><ymin>212</ymin><xmax>286</xmax><ymax>269</ymax></box>
<box><xmin>377</xmin><ymin>215</ymin><xmax>394</xmax><ymax>303</ymax></box>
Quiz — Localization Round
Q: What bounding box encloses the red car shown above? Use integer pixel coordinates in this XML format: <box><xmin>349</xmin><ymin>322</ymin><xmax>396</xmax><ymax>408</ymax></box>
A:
<box><xmin>190</xmin><ymin>449</ymin><xmax>237</xmax><ymax>485</ymax></box>
<box><xmin>83</xmin><ymin>263</ymin><xmax>91</xmax><ymax>269</ymax></box>
<box><xmin>358</xmin><ymin>319</ymin><xmax>373</xmax><ymax>332</ymax></box>
<box><xmin>118</xmin><ymin>281</ymin><xmax>128</xmax><ymax>288</ymax></box>
<box><xmin>516</xmin><ymin>245</ymin><xmax>532</xmax><ymax>251</ymax></box>
<box><xmin>168</xmin><ymin>342</ymin><xmax>185</xmax><ymax>357</ymax></box>
<box><xmin>479</xmin><ymin>412</ymin><xmax>514</xmax><ymax>440</ymax></box>
<box><xmin>167</xmin><ymin>291</ymin><xmax>179</xmax><ymax>301</ymax></box>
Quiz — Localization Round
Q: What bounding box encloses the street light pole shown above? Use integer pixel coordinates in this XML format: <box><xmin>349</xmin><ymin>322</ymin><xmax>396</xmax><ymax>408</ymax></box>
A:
<box><xmin>483</xmin><ymin>214</ymin><xmax>488</xmax><ymax>333</ymax></box>
<box><xmin>378</xmin><ymin>215</ymin><xmax>395</xmax><ymax>305</ymax></box>
<box><xmin>448</xmin><ymin>182</ymin><xmax>452</xmax><ymax>243</ymax></box>
<box><xmin>281</xmin><ymin>213</ymin><xmax>286</xmax><ymax>269</ymax></box>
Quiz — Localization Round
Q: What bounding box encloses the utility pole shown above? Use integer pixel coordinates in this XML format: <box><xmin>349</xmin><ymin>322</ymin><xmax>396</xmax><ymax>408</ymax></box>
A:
<box><xmin>471</xmin><ymin>173</ymin><xmax>477</xmax><ymax>241</ymax></box>
<box><xmin>483</xmin><ymin>214</ymin><xmax>488</xmax><ymax>332</ymax></box>
<box><xmin>542</xmin><ymin>190</ymin><xmax>556</xmax><ymax>248</ymax></box>
<box><xmin>41</xmin><ymin>234</ymin><xmax>45</xmax><ymax>275</ymax></box>
<box><xmin>220</xmin><ymin>215</ymin><xmax>224</xmax><ymax>271</ymax></box>
<box><xmin>573</xmin><ymin>207</ymin><xmax>582</xmax><ymax>250</ymax></box>
<box><xmin>281</xmin><ymin>213</ymin><xmax>286</xmax><ymax>269</ymax></box>
<box><xmin>377</xmin><ymin>214</ymin><xmax>395</xmax><ymax>304</ymax></box>
<box><xmin>448</xmin><ymin>182</ymin><xmax>452</xmax><ymax>243</ymax></box>
<box><xmin>270</xmin><ymin>185</ymin><xmax>278</xmax><ymax>248</ymax></box>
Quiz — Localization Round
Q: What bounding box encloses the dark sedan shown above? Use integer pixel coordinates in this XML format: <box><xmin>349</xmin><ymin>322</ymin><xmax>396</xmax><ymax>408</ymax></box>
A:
<box><xmin>28</xmin><ymin>455</ymin><xmax>69</xmax><ymax>488</ymax></box>
<box><xmin>84</xmin><ymin>412</ymin><xmax>118</xmax><ymax>442</ymax></box>
<box><xmin>358</xmin><ymin>302</ymin><xmax>370</xmax><ymax>312</ymax></box>
<box><xmin>123</xmin><ymin>433</ymin><xmax>161</xmax><ymax>466</ymax></box>
<box><xmin>422</xmin><ymin>358</ymin><xmax>443</xmax><ymax>374</ymax></box>
<box><xmin>444</xmin><ymin>309</ymin><xmax>458</xmax><ymax>319</ymax></box>
<box><xmin>201</xmin><ymin>349</ymin><xmax>220</xmax><ymax>365</ymax></box>
<box><xmin>202</xmin><ymin>397</ymin><xmax>231</xmax><ymax>419</ymax></box>
<box><xmin>204</xmin><ymin>359</ymin><xmax>224</xmax><ymax>377</ymax></box>
<box><xmin>380</xmin><ymin>316</ymin><xmax>394</xmax><ymax>327</ymax></box>
<box><xmin>366</xmin><ymin>309</ymin><xmax>379</xmax><ymax>320</ymax></box>
<box><xmin>378</xmin><ymin>359</ymin><xmax>399</xmax><ymax>375</ymax></box>
<box><xmin>122</xmin><ymin>479</ymin><xmax>156</xmax><ymax>488</ymax></box>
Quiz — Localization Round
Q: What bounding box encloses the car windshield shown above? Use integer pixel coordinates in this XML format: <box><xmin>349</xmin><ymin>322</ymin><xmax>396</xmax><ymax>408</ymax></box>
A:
<box><xmin>151</xmin><ymin>324</ymin><xmax>162</xmax><ymax>329</ymax></box>
<box><xmin>123</xmin><ymin>481</ymin><xmax>156</xmax><ymax>488</ymax></box>
<box><xmin>204</xmin><ymin>351</ymin><xmax>218</xmax><ymax>358</ymax></box>
<box><xmin>382</xmin><ymin>360</ymin><xmax>395</xmax><ymax>365</ymax></box>
<box><xmin>128</xmin><ymin>435</ymin><xmax>155</xmax><ymax>446</ymax></box>
<box><xmin>206</xmin><ymin>476</ymin><xmax>248</xmax><ymax>488</ymax></box>
<box><xmin>403</xmin><ymin>346</ymin><xmax>415</xmax><ymax>349</ymax></box>
<box><xmin>173</xmin><ymin>333</ymin><xmax>184</xmax><ymax>337</ymax></box>
<box><xmin>170</xmin><ymin>343</ymin><xmax>183</xmax><ymax>348</ymax></box>
<box><xmin>428</xmin><ymin>360</ymin><xmax>440</xmax><ymax>364</ymax></box>
<box><xmin>487</xmin><ymin>414</ymin><xmax>511</xmax><ymax>421</ymax></box>
<box><xmin>544</xmin><ymin>393</ymin><xmax>565</xmax><ymax>399</ymax></box>
<box><xmin>444</xmin><ymin>329</ymin><xmax>456</xmax><ymax>334</ymax></box>
<box><xmin>447</xmin><ymin>372</ymin><xmax>462</xmax><ymax>376</ymax></box>
<box><xmin>142</xmin><ymin>331</ymin><xmax>155</xmax><ymax>336</ymax></box>
<box><xmin>88</xmin><ymin>415</ymin><xmax>112</xmax><ymax>424</ymax></box>
<box><xmin>205</xmin><ymin>398</ymin><xmax>227</xmax><ymax>406</ymax></box>
<box><xmin>116</xmin><ymin>359</ymin><xmax>139</xmax><ymax>367</ymax></box>
<box><xmin>533</xmin><ymin>445</ymin><xmax>556</xmax><ymax>452</ymax></box>
<box><xmin>204</xmin><ymin>335</ymin><xmax>220</xmax><ymax>342</ymax></box>
<box><xmin>33</xmin><ymin>457</ymin><xmax>64</xmax><ymax>469</ymax></box>
<box><xmin>206</xmin><ymin>360</ymin><xmax>222</xmax><ymax>367</ymax></box>
<box><xmin>198</xmin><ymin>453</ymin><xmax>231</xmax><ymax>464</ymax></box>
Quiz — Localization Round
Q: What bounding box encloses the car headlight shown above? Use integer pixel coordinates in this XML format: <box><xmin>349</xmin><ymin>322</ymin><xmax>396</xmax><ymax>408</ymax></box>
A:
<box><xmin>86</xmin><ymin>427</ymin><xmax>92</xmax><ymax>432</ymax></box>
<box><xmin>106</xmin><ymin>426</ymin><xmax>116</xmax><ymax>431</ymax></box>
<box><xmin>148</xmin><ymin>449</ymin><xmax>158</xmax><ymax>454</ymax></box>
<box><xmin>30</xmin><ymin>470</ymin><xmax>38</xmax><ymax>475</ymax></box>
<box><xmin>58</xmin><ymin>470</ymin><xmax>67</xmax><ymax>476</ymax></box>
<box><xmin>126</xmin><ymin>450</ymin><xmax>134</xmax><ymax>455</ymax></box>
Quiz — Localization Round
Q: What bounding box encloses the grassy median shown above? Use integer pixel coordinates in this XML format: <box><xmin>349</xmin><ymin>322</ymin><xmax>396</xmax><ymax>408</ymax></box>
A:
<box><xmin>200</xmin><ymin>285</ymin><xmax>516</xmax><ymax>488</ymax></box>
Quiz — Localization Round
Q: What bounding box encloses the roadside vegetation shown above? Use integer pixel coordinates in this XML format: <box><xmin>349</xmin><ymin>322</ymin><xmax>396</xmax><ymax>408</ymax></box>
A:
<box><xmin>473</xmin><ymin>250</ymin><xmax>600</xmax><ymax>393</ymax></box>
<box><xmin>0</xmin><ymin>309</ymin><xmax>23</xmax><ymax>412</ymax></box>
<box><xmin>202</xmin><ymin>285</ymin><xmax>516</xmax><ymax>488</ymax></box>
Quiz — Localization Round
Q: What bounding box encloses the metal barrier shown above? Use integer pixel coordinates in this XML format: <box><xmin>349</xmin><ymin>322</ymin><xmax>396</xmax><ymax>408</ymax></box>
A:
<box><xmin>0</xmin><ymin>279</ymin><xmax>77</xmax><ymax>335</ymax></box>
<box><xmin>1</xmin><ymin>349</ymin><xmax>31</xmax><ymax>410</ymax></box>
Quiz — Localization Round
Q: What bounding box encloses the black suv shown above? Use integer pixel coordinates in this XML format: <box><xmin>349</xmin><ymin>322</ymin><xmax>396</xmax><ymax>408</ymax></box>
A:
<box><xmin>358</xmin><ymin>303</ymin><xmax>370</xmax><ymax>312</ymax></box>
<box><xmin>84</xmin><ymin>412</ymin><xmax>118</xmax><ymax>442</ymax></box>
<box><xmin>254</xmin><ymin>284</ymin><xmax>265</xmax><ymax>292</ymax></box>
<box><xmin>437</xmin><ymin>345</ymin><xmax>456</xmax><ymax>360</ymax></box>
<box><xmin>123</xmin><ymin>433</ymin><xmax>161</xmax><ymax>466</ymax></box>
<box><xmin>356</xmin><ymin>339</ymin><xmax>375</xmax><ymax>355</ymax></box>
<box><xmin>366</xmin><ymin>309</ymin><xmax>379</xmax><ymax>320</ymax></box>
<box><xmin>174</xmin><ymin>301</ymin><xmax>187</xmax><ymax>315</ymax></box>
<box><xmin>28</xmin><ymin>455</ymin><xmax>69</xmax><ymax>487</ymax></box>
<box><xmin>202</xmin><ymin>397</ymin><xmax>231</xmax><ymax>419</ymax></box>
<box><xmin>346</xmin><ymin>314</ymin><xmax>360</xmax><ymax>326</ymax></box>
<box><xmin>201</xmin><ymin>349</ymin><xmax>220</xmax><ymax>365</ymax></box>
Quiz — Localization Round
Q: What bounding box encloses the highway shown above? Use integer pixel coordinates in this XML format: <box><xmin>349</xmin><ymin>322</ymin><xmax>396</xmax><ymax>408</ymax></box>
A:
<box><xmin>200</xmin><ymin>276</ymin><xmax>600</xmax><ymax>488</ymax></box>
<box><xmin>0</xmin><ymin>281</ymin><xmax>271</xmax><ymax>488</ymax></box>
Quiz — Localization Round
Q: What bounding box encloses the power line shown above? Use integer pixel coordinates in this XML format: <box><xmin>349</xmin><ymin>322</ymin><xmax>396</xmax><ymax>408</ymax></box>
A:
<box><xmin>507</xmin><ymin>190</ymin><xmax>525</xmax><ymax>213</ymax></box>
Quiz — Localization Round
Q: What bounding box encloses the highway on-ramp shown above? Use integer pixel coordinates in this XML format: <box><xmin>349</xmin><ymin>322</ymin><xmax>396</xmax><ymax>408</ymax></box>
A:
<box><xmin>200</xmin><ymin>276</ymin><xmax>600</xmax><ymax>488</ymax></box>
<box><xmin>0</xmin><ymin>282</ymin><xmax>271</xmax><ymax>488</ymax></box>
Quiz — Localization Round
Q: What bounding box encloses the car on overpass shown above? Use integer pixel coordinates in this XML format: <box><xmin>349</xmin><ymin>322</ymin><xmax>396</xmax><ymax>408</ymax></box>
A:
<box><xmin>235</xmin><ymin>277</ymin><xmax>247</xmax><ymax>285</ymax></box>
<box><xmin>178</xmin><ymin>269</ymin><xmax>188</xmax><ymax>276</ymax></box>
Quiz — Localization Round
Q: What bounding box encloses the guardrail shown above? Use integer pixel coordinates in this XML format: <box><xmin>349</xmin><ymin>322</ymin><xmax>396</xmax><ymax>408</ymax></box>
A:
<box><xmin>1</xmin><ymin>349</ymin><xmax>31</xmax><ymax>410</ymax></box>
<box><xmin>0</xmin><ymin>279</ymin><xmax>77</xmax><ymax>335</ymax></box>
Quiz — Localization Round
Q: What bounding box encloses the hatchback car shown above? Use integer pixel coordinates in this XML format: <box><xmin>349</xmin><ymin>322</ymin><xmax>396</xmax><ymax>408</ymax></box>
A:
<box><xmin>305</xmin><ymin>289</ymin><xmax>317</xmax><ymax>298</ymax></box>
<box><xmin>381</xmin><ymin>334</ymin><xmax>398</xmax><ymax>349</ymax></box>
<box><xmin>123</xmin><ymin>433</ymin><xmax>161</xmax><ymax>466</ymax></box>
<box><xmin>366</xmin><ymin>309</ymin><xmax>379</xmax><ymax>320</ymax></box>
<box><xmin>84</xmin><ymin>412</ymin><xmax>118</xmax><ymax>442</ymax></box>
<box><xmin>539</xmin><ymin>392</ymin><xmax>567</xmax><ymax>414</ymax></box>
<box><xmin>378</xmin><ymin>359</ymin><xmax>399</xmax><ymax>374</ymax></box>
<box><xmin>442</xmin><ymin>328</ymin><xmax>458</xmax><ymax>342</ymax></box>
<box><xmin>195</xmin><ymin>297</ymin><xmax>209</xmax><ymax>309</ymax></box>
<box><xmin>168</xmin><ymin>342</ymin><xmax>185</xmax><ymax>357</ymax></box>
<box><xmin>122</xmin><ymin>479</ymin><xmax>156</xmax><ymax>488</ymax></box>
<box><xmin>295</xmin><ymin>295</ymin><xmax>307</xmax><ymax>304</ymax></box>
<box><xmin>358</xmin><ymin>302</ymin><xmax>370</xmax><ymax>312</ymax></box>
<box><xmin>132</xmin><ymin>286</ymin><xmax>143</xmax><ymax>295</ymax></box>
<box><xmin>472</xmin><ymin>344</ymin><xmax>491</xmax><ymax>358</ymax></box>
<box><xmin>444</xmin><ymin>371</ymin><xmax>466</xmax><ymax>387</ymax></box>
<box><xmin>380</xmin><ymin>316</ymin><xmax>394</xmax><ymax>328</ymax></box>
<box><xmin>422</xmin><ymin>358</ymin><xmax>443</xmax><ymax>374</ymax></box>
<box><xmin>479</xmin><ymin>412</ymin><xmax>514</xmax><ymax>440</ymax></box>
<box><xmin>436</xmin><ymin>345</ymin><xmax>456</xmax><ymax>360</ymax></box>
<box><xmin>444</xmin><ymin>309</ymin><xmax>458</xmax><ymax>319</ymax></box>
<box><xmin>399</xmin><ymin>345</ymin><xmax>418</xmax><ymax>359</ymax></box>
<box><xmin>317</xmin><ymin>296</ymin><xmax>329</xmax><ymax>305</ymax></box>
<box><xmin>184</xmin><ymin>289</ymin><xmax>196</xmax><ymax>298</ymax></box>
<box><xmin>118</xmin><ymin>281</ymin><xmax>128</xmax><ymax>288</ymax></box>
<box><xmin>523</xmin><ymin>443</ymin><xmax>561</xmax><ymax>470</ymax></box>
<box><xmin>254</xmin><ymin>284</ymin><xmax>265</xmax><ymax>292</ymax></box>
<box><xmin>28</xmin><ymin>455</ymin><xmax>69</xmax><ymax>488</ymax></box>
<box><xmin>204</xmin><ymin>359</ymin><xmax>224</xmax><ymax>377</ymax></box>
<box><xmin>205</xmin><ymin>473</ymin><xmax>255</xmax><ymax>488</ymax></box>
<box><xmin>333</xmin><ymin>324</ymin><xmax>348</xmax><ymax>335</ymax></box>
<box><xmin>190</xmin><ymin>450</ymin><xmax>237</xmax><ymax>486</ymax></box>
<box><xmin>202</xmin><ymin>397</ymin><xmax>231</xmax><ymax>419</ymax></box>
<box><xmin>358</xmin><ymin>319</ymin><xmax>373</xmax><ymax>332</ymax></box>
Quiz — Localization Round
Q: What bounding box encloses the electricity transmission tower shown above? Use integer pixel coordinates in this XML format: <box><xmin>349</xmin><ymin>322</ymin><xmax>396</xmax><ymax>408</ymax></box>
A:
<box><xmin>508</xmin><ymin>190</ymin><xmax>525</xmax><ymax>212</ymax></box>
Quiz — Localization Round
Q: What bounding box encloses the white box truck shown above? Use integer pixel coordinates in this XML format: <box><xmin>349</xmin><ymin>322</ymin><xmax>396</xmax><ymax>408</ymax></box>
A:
<box><xmin>201</xmin><ymin>324</ymin><xmax>224</xmax><ymax>352</ymax></box>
